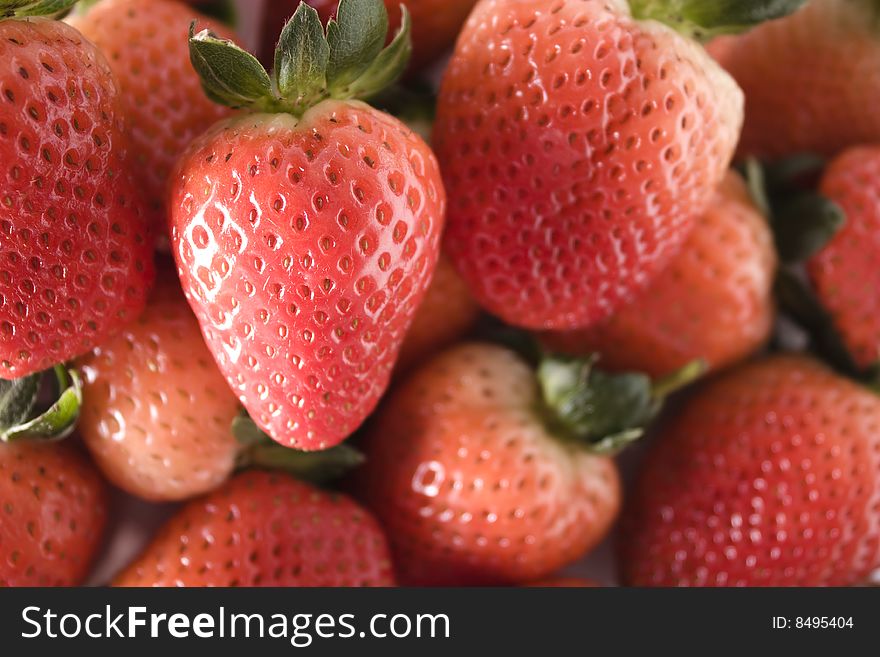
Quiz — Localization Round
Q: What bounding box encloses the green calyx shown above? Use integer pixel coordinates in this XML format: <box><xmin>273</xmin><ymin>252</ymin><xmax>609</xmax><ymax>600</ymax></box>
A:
<box><xmin>536</xmin><ymin>355</ymin><xmax>705</xmax><ymax>455</ymax></box>
<box><xmin>232</xmin><ymin>414</ymin><xmax>365</xmax><ymax>484</ymax></box>
<box><xmin>0</xmin><ymin>365</ymin><xmax>82</xmax><ymax>443</ymax></box>
<box><xmin>629</xmin><ymin>0</ymin><xmax>808</xmax><ymax>40</ymax></box>
<box><xmin>0</xmin><ymin>0</ymin><xmax>78</xmax><ymax>18</ymax></box>
<box><xmin>189</xmin><ymin>0</ymin><xmax>411</xmax><ymax>117</ymax></box>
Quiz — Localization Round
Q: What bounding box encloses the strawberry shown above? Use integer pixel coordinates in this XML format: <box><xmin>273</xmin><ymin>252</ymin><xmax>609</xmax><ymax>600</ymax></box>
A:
<box><xmin>259</xmin><ymin>0</ymin><xmax>479</xmax><ymax>72</ymax></box>
<box><xmin>0</xmin><ymin>441</ymin><xmax>108</xmax><ymax>586</ymax></box>
<box><xmin>433</xmin><ymin>0</ymin><xmax>750</xmax><ymax>330</ymax></box>
<box><xmin>76</xmin><ymin>269</ymin><xmax>241</xmax><ymax>501</ymax></box>
<box><xmin>114</xmin><ymin>470</ymin><xmax>396</xmax><ymax>586</ymax></box>
<box><xmin>356</xmin><ymin>341</ymin><xmax>700</xmax><ymax>585</ymax></box>
<box><xmin>396</xmin><ymin>252</ymin><xmax>480</xmax><ymax>373</ymax></box>
<box><xmin>170</xmin><ymin>0</ymin><xmax>445</xmax><ymax>449</ymax></box>
<box><xmin>0</xmin><ymin>3</ymin><xmax>155</xmax><ymax>379</ymax></box>
<box><xmin>544</xmin><ymin>171</ymin><xmax>777</xmax><ymax>378</ymax></box>
<box><xmin>526</xmin><ymin>576</ymin><xmax>600</xmax><ymax>587</ymax></box>
<box><xmin>807</xmin><ymin>147</ymin><xmax>880</xmax><ymax>371</ymax></box>
<box><xmin>710</xmin><ymin>0</ymin><xmax>880</xmax><ymax>158</ymax></box>
<box><xmin>69</xmin><ymin>0</ymin><xmax>237</xmax><ymax>221</ymax></box>
<box><xmin>619</xmin><ymin>355</ymin><xmax>880</xmax><ymax>587</ymax></box>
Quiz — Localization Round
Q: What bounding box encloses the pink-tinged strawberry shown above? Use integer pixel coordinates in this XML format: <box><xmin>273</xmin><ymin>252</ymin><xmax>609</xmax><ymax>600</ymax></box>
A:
<box><xmin>114</xmin><ymin>470</ymin><xmax>396</xmax><ymax>586</ymax></box>
<box><xmin>432</xmin><ymin>0</ymin><xmax>771</xmax><ymax>330</ymax></box>
<box><xmin>619</xmin><ymin>355</ymin><xmax>880</xmax><ymax>587</ymax></box>
<box><xmin>170</xmin><ymin>0</ymin><xmax>445</xmax><ymax>449</ymax></box>
<box><xmin>76</xmin><ymin>271</ymin><xmax>241</xmax><ymax>501</ymax></box>
<box><xmin>356</xmin><ymin>341</ymin><xmax>701</xmax><ymax>585</ymax></box>
<box><xmin>0</xmin><ymin>440</ymin><xmax>108</xmax><ymax>586</ymax></box>
<box><xmin>807</xmin><ymin>147</ymin><xmax>880</xmax><ymax>372</ymax></box>
<box><xmin>544</xmin><ymin>171</ymin><xmax>777</xmax><ymax>378</ymax></box>
<box><xmin>0</xmin><ymin>2</ymin><xmax>155</xmax><ymax>379</ymax></box>
<box><xmin>69</xmin><ymin>0</ymin><xmax>237</xmax><ymax>222</ymax></box>
<box><xmin>710</xmin><ymin>0</ymin><xmax>880</xmax><ymax>159</ymax></box>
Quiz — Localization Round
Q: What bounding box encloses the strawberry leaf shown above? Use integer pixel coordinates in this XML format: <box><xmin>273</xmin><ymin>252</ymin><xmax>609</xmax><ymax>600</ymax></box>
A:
<box><xmin>326</xmin><ymin>0</ymin><xmax>388</xmax><ymax>92</ymax></box>
<box><xmin>771</xmin><ymin>192</ymin><xmax>846</xmax><ymax>264</ymax></box>
<box><xmin>0</xmin><ymin>365</ymin><xmax>82</xmax><ymax>442</ymax></box>
<box><xmin>233</xmin><ymin>415</ymin><xmax>365</xmax><ymax>483</ymax></box>
<box><xmin>189</xmin><ymin>23</ymin><xmax>275</xmax><ymax>110</ymax></box>
<box><xmin>537</xmin><ymin>355</ymin><xmax>703</xmax><ymax>455</ymax></box>
<box><xmin>630</xmin><ymin>0</ymin><xmax>808</xmax><ymax>39</ymax></box>
<box><xmin>338</xmin><ymin>7</ymin><xmax>411</xmax><ymax>101</ymax></box>
<box><xmin>275</xmin><ymin>2</ymin><xmax>330</xmax><ymax>110</ymax></box>
<box><xmin>0</xmin><ymin>0</ymin><xmax>78</xmax><ymax>18</ymax></box>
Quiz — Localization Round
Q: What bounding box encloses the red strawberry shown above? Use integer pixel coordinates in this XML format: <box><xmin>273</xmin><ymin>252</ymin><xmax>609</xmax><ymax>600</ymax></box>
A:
<box><xmin>260</xmin><ymin>0</ymin><xmax>479</xmax><ymax>72</ymax></box>
<box><xmin>710</xmin><ymin>0</ymin><xmax>880</xmax><ymax>158</ymax></box>
<box><xmin>69</xmin><ymin>0</ymin><xmax>237</xmax><ymax>221</ymax></box>
<box><xmin>0</xmin><ymin>11</ymin><xmax>155</xmax><ymax>379</ymax></box>
<box><xmin>77</xmin><ymin>270</ymin><xmax>241</xmax><ymax>501</ymax></box>
<box><xmin>170</xmin><ymin>1</ymin><xmax>445</xmax><ymax>449</ymax></box>
<box><xmin>619</xmin><ymin>355</ymin><xmax>880</xmax><ymax>587</ymax></box>
<box><xmin>526</xmin><ymin>576</ymin><xmax>600</xmax><ymax>587</ymax></box>
<box><xmin>0</xmin><ymin>441</ymin><xmax>108</xmax><ymax>586</ymax></box>
<box><xmin>357</xmin><ymin>341</ymin><xmax>698</xmax><ymax>585</ymax></box>
<box><xmin>808</xmin><ymin>147</ymin><xmax>880</xmax><ymax>370</ymax></box>
<box><xmin>396</xmin><ymin>252</ymin><xmax>480</xmax><ymax>373</ymax></box>
<box><xmin>544</xmin><ymin>171</ymin><xmax>777</xmax><ymax>378</ymax></box>
<box><xmin>114</xmin><ymin>470</ymin><xmax>396</xmax><ymax>586</ymax></box>
<box><xmin>433</xmin><ymin>0</ymin><xmax>744</xmax><ymax>330</ymax></box>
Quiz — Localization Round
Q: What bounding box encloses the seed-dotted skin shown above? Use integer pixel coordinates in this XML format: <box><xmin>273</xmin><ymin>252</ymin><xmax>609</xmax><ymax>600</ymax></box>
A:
<box><xmin>619</xmin><ymin>356</ymin><xmax>880</xmax><ymax>587</ymax></box>
<box><xmin>0</xmin><ymin>19</ymin><xmax>154</xmax><ymax>379</ymax></box>
<box><xmin>70</xmin><ymin>0</ymin><xmax>236</xmax><ymax>220</ymax></box>
<box><xmin>544</xmin><ymin>171</ymin><xmax>777</xmax><ymax>378</ymax></box>
<box><xmin>395</xmin><ymin>252</ymin><xmax>480</xmax><ymax>374</ymax></box>
<box><xmin>710</xmin><ymin>0</ymin><xmax>880</xmax><ymax>158</ymax></box>
<box><xmin>170</xmin><ymin>100</ymin><xmax>445</xmax><ymax>450</ymax></box>
<box><xmin>114</xmin><ymin>470</ymin><xmax>397</xmax><ymax>586</ymax></box>
<box><xmin>809</xmin><ymin>147</ymin><xmax>880</xmax><ymax>370</ymax></box>
<box><xmin>0</xmin><ymin>441</ymin><xmax>108</xmax><ymax>587</ymax></box>
<box><xmin>357</xmin><ymin>343</ymin><xmax>620</xmax><ymax>585</ymax></box>
<box><xmin>77</xmin><ymin>273</ymin><xmax>241</xmax><ymax>502</ymax></box>
<box><xmin>434</xmin><ymin>0</ymin><xmax>743</xmax><ymax>330</ymax></box>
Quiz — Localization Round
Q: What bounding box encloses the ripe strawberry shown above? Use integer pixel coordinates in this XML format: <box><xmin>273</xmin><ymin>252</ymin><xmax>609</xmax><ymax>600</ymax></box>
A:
<box><xmin>807</xmin><ymin>147</ymin><xmax>880</xmax><ymax>370</ymax></box>
<box><xmin>171</xmin><ymin>1</ymin><xmax>445</xmax><ymax>449</ymax></box>
<box><xmin>0</xmin><ymin>441</ymin><xmax>108</xmax><ymax>586</ymax></box>
<box><xmin>114</xmin><ymin>470</ymin><xmax>396</xmax><ymax>586</ymax></box>
<box><xmin>619</xmin><ymin>355</ymin><xmax>880</xmax><ymax>587</ymax></box>
<box><xmin>0</xmin><ymin>8</ymin><xmax>155</xmax><ymax>379</ymax></box>
<box><xmin>259</xmin><ymin>0</ymin><xmax>479</xmax><ymax>72</ymax></box>
<box><xmin>69</xmin><ymin>0</ymin><xmax>237</xmax><ymax>221</ymax></box>
<box><xmin>76</xmin><ymin>270</ymin><xmax>241</xmax><ymax>501</ymax></box>
<box><xmin>544</xmin><ymin>171</ymin><xmax>777</xmax><ymax>378</ymax></box>
<box><xmin>357</xmin><ymin>341</ymin><xmax>700</xmax><ymax>585</ymax></box>
<box><xmin>396</xmin><ymin>252</ymin><xmax>480</xmax><ymax>373</ymax></box>
<box><xmin>433</xmin><ymin>0</ymin><xmax>745</xmax><ymax>330</ymax></box>
<box><xmin>710</xmin><ymin>0</ymin><xmax>880</xmax><ymax>158</ymax></box>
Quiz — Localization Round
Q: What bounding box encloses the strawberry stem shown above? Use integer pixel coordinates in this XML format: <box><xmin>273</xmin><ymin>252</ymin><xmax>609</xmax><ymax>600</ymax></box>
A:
<box><xmin>189</xmin><ymin>0</ymin><xmax>411</xmax><ymax>117</ymax></box>
<box><xmin>629</xmin><ymin>0</ymin><xmax>808</xmax><ymax>40</ymax></box>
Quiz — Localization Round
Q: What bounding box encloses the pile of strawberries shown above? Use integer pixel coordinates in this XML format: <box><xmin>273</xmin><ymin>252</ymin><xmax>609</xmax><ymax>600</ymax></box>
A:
<box><xmin>2</xmin><ymin>0</ymin><xmax>880</xmax><ymax>588</ymax></box>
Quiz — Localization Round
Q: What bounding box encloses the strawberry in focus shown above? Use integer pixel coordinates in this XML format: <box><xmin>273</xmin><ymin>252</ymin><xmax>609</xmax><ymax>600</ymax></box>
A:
<box><xmin>114</xmin><ymin>470</ymin><xmax>396</xmax><ymax>586</ymax></box>
<box><xmin>357</xmin><ymin>341</ymin><xmax>699</xmax><ymax>585</ymax></box>
<box><xmin>69</xmin><ymin>0</ymin><xmax>237</xmax><ymax>222</ymax></box>
<box><xmin>170</xmin><ymin>0</ymin><xmax>445</xmax><ymax>450</ymax></box>
<box><xmin>0</xmin><ymin>5</ymin><xmax>154</xmax><ymax>379</ymax></box>
<box><xmin>0</xmin><ymin>441</ymin><xmax>108</xmax><ymax>586</ymax></box>
<box><xmin>710</xmin><ymin>0</ymin><xmax>880</xmax><ymax>159</ymax></box>
<box><xmin>619</xmin><ymin>355</ymin><xmax>880</xmax><ymax>587</ymax></box>
<box><xmin>76</xmin><ymin>270</ymin><xmax>241</xmax><ymax>502</ymax></box>
<box><xmin>808</xmin><ymin>146</ymin><xmax>880</xmax><ymax>371</ymax></box>
<box><xmin>544</xmin><ymin>171</ymin><xmax>777</xmax><ymax>378</ymax></box>
<box><xmin>433</xmin><ymin>0</ymin><xmax>745</xmax><ymax>330</ymax></box>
